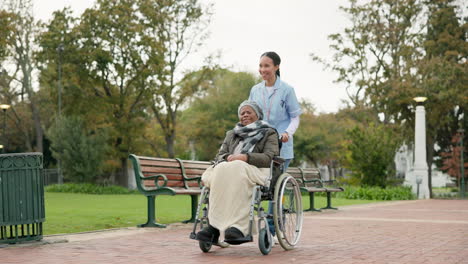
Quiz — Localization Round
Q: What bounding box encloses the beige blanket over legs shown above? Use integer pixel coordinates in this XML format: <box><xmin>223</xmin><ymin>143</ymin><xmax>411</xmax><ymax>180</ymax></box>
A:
<box><xmin>201</xmin><ymin>160</ymin><xmax>269</xmax><ymax>236</ymax></box>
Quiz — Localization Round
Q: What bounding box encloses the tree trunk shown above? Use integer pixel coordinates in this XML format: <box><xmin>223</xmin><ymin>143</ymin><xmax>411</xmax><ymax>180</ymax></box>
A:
<box><xmin>30</xmin><ymin>102</ymin><xmax>43</xmax><ymax>152</ymax></box>
<box><xmin>22</xmin><ymin>64</ymin><xmax>43</xmax><ymax>153</ymax></box>
<box><xmin>114</xmin><ymin>136</ymin><xmax>129</xmax><ymax>187</ymax></box>
<box><xmin>117</xmin><ymin>157</ymin><xmax>129</xmax><ymax>188</ymax></box>
<box><xmin>327</xmin><ymin>164</ymin><xmax>333</xmax><ymax>181</ymax></box>
<box><xmin>165</xmin><ymin>134</ymin><xmax>175</xmax><ymax>158</ymax></box>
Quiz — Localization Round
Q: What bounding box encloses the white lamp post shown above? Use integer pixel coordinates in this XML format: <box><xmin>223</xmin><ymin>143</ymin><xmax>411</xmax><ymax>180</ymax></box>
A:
<box><xmin>0</xmin><ymin>104</ymin><xmax>10</xmax><ymax>153</ymax></box>
<box><xmin>413</xmin><ymin>97</ymin><xmax>430</xmax><ymax>199</ymax></box>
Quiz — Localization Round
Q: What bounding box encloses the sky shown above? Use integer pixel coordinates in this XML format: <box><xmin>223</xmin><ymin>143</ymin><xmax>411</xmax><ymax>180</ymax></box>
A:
<box><xmin>34</xmin><ymin>0</ymin><xmax>351</xmax><ymax>113</ymax></box>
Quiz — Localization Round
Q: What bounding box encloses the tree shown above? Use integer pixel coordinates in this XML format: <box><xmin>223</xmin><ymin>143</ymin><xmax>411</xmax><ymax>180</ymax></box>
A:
<box><xmin>1</xmin><ymin>0</ymin><xmax>44</xmax><ymax>153</ymax></box>
<box><xmin>0</xmin><ymin>9</ymin><xmax>15</xmax><ymax>62</ymax></box>
<box><xmin>313</xmin><ymin>0</ymin><xmax>467</xmax><ymax>196</ymax></box>
<box><xmin>142</xmin><ymin>0</ymin><xmax>213</xmax><ymax>158</ymax></box>
<box><xmin>417</xmin><ymin>0</ymin><xmax>467</xmax><ymax>195</ymax></box>
<box><xmin>311</xmin><ymin>0</ymin><xmax>423</xmax><ymax>111</ymax></box>
<box><xmin>294</xmin><ymin>102</ymin><xmax>383</xmax><ymax>179</ymax></box>
<box><xmin>179</xmin><ymin>69</ymin><xmax>257</xmax><ymax>161</ymax></box>
<box><xmin>37</xmin><ymin>2</ymin><xmax>152</xmax><ymax>186</ymax></box>
<box><xmin>48</xmin><ymin>116</ymin><xmax>108</xmax><ymax>183</ymax></box>
<box><xmin>36</xmin><ymin>0</ymin><xmax>213</xmax><ymax>186</ymax></box>
<box><xmin>440</xmin><ymin>132</ymin><xmax>468</xmax><ymax>188</ymax></box>
<box><xmin>294</xmin><ymin>101</ymin><xmax>327</xmax><ymax>168</ymax></box>
<box><xmin>346</xmin><ymin>122</ymin><xmax>402</xmax><ymax>187</ymax></box>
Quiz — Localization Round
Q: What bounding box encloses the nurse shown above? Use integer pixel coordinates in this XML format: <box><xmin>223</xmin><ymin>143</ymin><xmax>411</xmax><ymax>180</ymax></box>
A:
<box><xmin>249</xmin><ymin>51</ymin><xmax>302</xmax><ymax>241</ymax></box>
<box><xmin>249</xmin><ymin>51</ymin><xmax>302</xmax><ymax>170</ymax></box>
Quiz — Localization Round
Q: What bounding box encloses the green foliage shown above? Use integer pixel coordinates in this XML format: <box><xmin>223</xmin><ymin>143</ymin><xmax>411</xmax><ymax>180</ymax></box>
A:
<box><xmin>179</xmin><ymin>69</ymin><xmax>258</xmax><ymax>160</ymax></box>
<box><xmin>47</xmin><ymin>116</ymin><xmax>108</xmax><ymax>183</ymax></box>
<box><xmin>423</xmin><ymin>0</ymin><xmax>467</xmax><ymax>182</ymax></box>
<box><xmin>345</xmin><ymin>186</ymin><xmax>415</xmax><ymax>200</ymax></box>
<box><xmin>346</xmin><ymin>122</ymin><xmax>402</xmax><ymax>188</ymax></box>
<box><xmin>431</xmin><ymin>186</ymin><xmax>466</xmax><ymax>199</ymax></box>
<box><xmin>0</xmin><ymin>10</ymin><xmax>15</xmax><ymax>62</ymax></box>
<box><xmin>313</xmin><ymin>0</ymin><xmax>466</xmax><ymax>199</ymax></box>
<box><xmin>312</xmin><ymin>0</ymin><xmax>424</xmax><ymax>107</ymax></box>
<box><xmin>33</xmin><ymin>0</ymin><xmax>213</xmax><ymax>187</ymax></box>
<box><xmin>294</xmin><ymin>102</ymin><xmax>371</xmax><ymax>168</ymax></box>
<box><xmin>142</xmin><ymin>0</ymin><xmax>212</xmax><ymax>158</ymax></box>
<box><xmin>333</xmin><ymin>186</ymin><xmax>415</xmax><ymax>200</ymax></box>
<box><xmin>45</xmin><ymin>183</ymin><xmax>137</xmax><ymax>195</ymax></box>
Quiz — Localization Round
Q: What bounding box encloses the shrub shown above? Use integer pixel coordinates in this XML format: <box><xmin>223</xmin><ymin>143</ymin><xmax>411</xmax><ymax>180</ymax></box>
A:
<box><xmin>47</xmin><ymin>116</ymin><xmax>108</xmax><ymax>183</ymax></box>
<box><xmin>45</xmin><ymin>183</ymin><xmax>138</xmax><ymax>195</ymax></box>
<box><xmin>346</xmin><ymin>123</ymin><xmax>402</xmax><ymax>188</ymax></box>
<box><xmin>325</xmin><ymin>185</ymin><xmax>415</xmax><ymax>200</ymax></box>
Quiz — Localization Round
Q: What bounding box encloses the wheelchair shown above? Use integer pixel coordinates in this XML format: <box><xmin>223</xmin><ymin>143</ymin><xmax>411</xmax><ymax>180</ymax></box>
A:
<box><xmin>189</xmin><ymin>157</ymin><xmax>303</xmax><ymax>255</ymax></box>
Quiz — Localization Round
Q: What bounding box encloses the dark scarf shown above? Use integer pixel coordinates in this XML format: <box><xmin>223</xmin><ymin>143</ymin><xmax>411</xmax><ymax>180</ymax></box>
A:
<box><xmin>233</xmin><ymin>120</ymin><xmax>272</xmax><ymax>153</ymax></box>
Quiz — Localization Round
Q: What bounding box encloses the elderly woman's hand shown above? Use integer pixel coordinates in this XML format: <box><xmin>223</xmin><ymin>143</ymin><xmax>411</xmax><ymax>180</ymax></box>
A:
<box><xmin>227</xmin><ymin>154</ymin><xmax>248</xmax><ymax>162</ymax></box>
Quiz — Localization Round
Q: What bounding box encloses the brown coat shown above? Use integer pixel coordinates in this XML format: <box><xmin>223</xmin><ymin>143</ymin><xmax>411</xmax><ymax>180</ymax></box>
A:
<box><xmin>214</xmin><ymin>128</ymin><xmax>280</xmax><ymax>168</ymax></box>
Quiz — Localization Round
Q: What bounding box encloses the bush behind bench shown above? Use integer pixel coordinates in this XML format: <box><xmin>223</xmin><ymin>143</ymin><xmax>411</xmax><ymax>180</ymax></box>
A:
<box><xmin>45</xmin><ymin>183</ymin><xmax>139</xmax><ymax>195</ymax></box>
<box><xmin>46</xmin><ymin>183</ymin><xmax>415</xmax><ymax>200</ymax></box>
<box><xmin>317</xmin><ymin>185</ymin><xmax>415</xmax><ymax>200</ymax></box>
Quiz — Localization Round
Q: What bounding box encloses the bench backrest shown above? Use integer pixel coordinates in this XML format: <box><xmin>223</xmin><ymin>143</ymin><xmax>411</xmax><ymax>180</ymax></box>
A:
<box><xmin>130</xmin><ymin>154</ymin><xmax>323</xmax><ymax>191</ymax></box>
<box><xmin>130</xmin><ymin>155</ymin><xmax>211</xmax><ymax>190</ymax></box>
<box><xmin>286</xmin><ymin>167</ymin><xmax>322</xmax><ymax>188</ymax></box>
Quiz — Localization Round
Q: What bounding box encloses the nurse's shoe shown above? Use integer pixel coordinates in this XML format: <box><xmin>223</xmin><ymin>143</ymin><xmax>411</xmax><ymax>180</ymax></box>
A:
<box><xmin>272</xmin><ymin>234</ymin><xmax>279</xmax><ymax>245</ymax></box>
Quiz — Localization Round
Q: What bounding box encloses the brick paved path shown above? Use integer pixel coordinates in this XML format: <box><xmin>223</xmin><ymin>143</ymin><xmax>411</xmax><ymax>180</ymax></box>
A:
<box><xmin>3</xmin><ymin>199</ymin><xmax>468</xmax><ymax>264</ymax></box>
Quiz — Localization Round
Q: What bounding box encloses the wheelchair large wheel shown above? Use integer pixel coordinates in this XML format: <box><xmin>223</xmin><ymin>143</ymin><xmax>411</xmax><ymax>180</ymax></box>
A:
<box><xmin>273</xmin><ymin>173</ymin><xmax>303</xmax><ymax>250</ymax></box>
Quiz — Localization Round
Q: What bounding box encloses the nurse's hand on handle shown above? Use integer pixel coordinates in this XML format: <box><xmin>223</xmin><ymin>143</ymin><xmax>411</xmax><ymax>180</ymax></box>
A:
<box><xmin>280</xmin><ymin>132</ymin><xmax>289</xmax><ymax>143</ymax></box>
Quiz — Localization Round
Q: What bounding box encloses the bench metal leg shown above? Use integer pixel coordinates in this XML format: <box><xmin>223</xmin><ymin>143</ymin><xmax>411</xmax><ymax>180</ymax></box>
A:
<box><xmin>182</xmin><ymin>195</ymin><xmax>198</xmax><ymax>223</ymax></box>
<box><xmin>321</xmin><ymin>192</ymin><xmax>338</xmax><ymax>210</ymax></box>
<box><xmin>304</xmin><ymin>192</ymin><xmax>321</xmax><ymax>212</ymax></box>
<box><xmin>139</xmin><ymin>196</ymin><xmax>166</xmax><ymax>228</ymax></box>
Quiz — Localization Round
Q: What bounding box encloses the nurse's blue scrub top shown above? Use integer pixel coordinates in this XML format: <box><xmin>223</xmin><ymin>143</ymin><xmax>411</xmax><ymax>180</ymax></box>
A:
<box><xmin>249</xmin><ymin>77</ymin><xmax>302</xmax><ymax>159</ymax></box>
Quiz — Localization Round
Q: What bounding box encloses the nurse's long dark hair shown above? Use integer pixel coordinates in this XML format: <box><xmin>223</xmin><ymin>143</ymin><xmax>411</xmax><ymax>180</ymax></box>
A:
<box><xmin>261</xmin><ymin>51</ymin><xmax>281</xmax><ymax>77</ymax></box>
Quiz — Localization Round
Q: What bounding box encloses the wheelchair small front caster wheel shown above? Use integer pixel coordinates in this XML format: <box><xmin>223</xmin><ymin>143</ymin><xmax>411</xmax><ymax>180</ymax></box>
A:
<box><xmin>199</xmin><ymin>241</ymin><xmax>212</xmax><ymax>252</ymax></box>
<box><xmin>258</xmin><ymin>228</ymin><xmax>272</xmax><ymax>255</ymax></box>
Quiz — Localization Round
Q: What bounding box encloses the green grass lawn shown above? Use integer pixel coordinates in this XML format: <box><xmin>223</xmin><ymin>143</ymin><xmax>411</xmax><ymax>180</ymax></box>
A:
<box><xmin>44</xmin><ymin>192</ymin><xmax>382</xmax><ymax>235</ymax></box>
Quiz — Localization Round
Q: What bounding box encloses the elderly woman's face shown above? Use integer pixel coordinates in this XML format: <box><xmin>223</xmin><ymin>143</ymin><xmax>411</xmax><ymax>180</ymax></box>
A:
<box><xmin>239</xmin><ymin>106</ymin><xmax>259</xmax><ymax>126</ymax></box>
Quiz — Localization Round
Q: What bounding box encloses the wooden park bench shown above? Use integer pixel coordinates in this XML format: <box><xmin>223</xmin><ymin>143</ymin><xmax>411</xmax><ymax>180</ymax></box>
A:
<box><xmin>129</xmin><ymin>154</ymin><xmax>211</xmax><ymax>228</ymax></box>
<box><xmin>287</xmin><ymin>167</ymin><xmax>344</xmax><ymax>211</ymax></box>
<box><xmin>129</xmin><ymin>154</ymin><xmax>345</xmax><ymax>228</ymax></box>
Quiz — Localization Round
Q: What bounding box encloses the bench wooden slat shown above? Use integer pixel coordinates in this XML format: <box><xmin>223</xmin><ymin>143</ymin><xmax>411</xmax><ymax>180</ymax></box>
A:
<box><xmin>144</xmin><ymin>181</ymin><xmax>201</xmax><ymax>188</ymax></box>
<box><xmin>139</xmin><ymin>159</ymin><xmax>180</xmax><ymax>167</ymax></box>
<box><xmin>139</xmin><ymin>156</ymin><xmax>211</xmax><ymax>167</ymax></box>
<box><xmin>301</xmin><ymin>187</ymin><xmax>327</xmax><ymax>192</ymax></box>
<box><xmin>325</xmin><ymin>188</ymin><xmax>344</xmax><ymax>192</ymax></box>
<box><xmin>141</xmin><ymin>166</ymin><xmax>208</xmax><ymax>175</ymax></box>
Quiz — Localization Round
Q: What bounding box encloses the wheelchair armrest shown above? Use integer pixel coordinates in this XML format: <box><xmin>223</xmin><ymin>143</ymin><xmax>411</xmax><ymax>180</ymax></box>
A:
<box><xmin>273</xmin><ymin>156</ymin><xmax>285</xmax><ymax>164</ymax></box>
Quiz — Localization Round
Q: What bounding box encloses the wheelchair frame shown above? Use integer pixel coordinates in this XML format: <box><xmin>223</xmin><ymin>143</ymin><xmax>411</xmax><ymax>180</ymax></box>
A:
<box><xmin>189</xmin><ymin>158</ymin><xmax>303</xmax><ymax>255</ymax></box>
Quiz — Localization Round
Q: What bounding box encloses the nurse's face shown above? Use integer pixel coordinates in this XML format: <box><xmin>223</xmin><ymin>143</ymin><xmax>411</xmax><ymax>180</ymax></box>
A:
<box><xmin>239</xmin><ymin>106</ymin><xmax>259</xmax><ymax>126</ymax></box>
<box><xmin>259</xmin><ymin>56</ymin><xmax>279</xmax><ymax>82</ymax></box>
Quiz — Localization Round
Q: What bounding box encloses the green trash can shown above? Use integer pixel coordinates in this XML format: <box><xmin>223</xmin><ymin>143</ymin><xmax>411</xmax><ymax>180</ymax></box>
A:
<box><xmin>0</xmin><ymin>153</ymin><xmax>45</xmax><ymax>244</ymax></box>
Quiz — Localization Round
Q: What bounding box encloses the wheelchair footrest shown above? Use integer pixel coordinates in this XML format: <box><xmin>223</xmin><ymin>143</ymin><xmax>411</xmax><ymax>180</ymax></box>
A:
<box><xmin>224</xmin><ymin>235</ymin><xmax>253</xmax><ymax>245</ymax></box>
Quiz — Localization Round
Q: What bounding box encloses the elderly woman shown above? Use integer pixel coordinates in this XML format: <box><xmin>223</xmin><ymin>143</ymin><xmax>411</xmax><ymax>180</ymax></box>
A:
<box><xmin>196</xmin><ymin>100</ymin><xmax>280</xmax><ymax>244</ymax></box>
